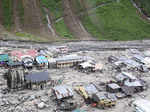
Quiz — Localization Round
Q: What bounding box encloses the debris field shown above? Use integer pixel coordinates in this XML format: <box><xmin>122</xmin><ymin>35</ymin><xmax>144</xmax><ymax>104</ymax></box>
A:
<box><xmin>0</xmin><ymin>40</ymin><xmax>150</xmax><ymax>112</ymax></box>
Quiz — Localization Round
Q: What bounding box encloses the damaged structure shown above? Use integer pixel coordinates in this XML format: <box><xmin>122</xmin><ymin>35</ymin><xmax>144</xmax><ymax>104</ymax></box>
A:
<box><xmin>53</xmin><ymin>85</ymin><xmax>77</xmax><ymax>111</ymax></box>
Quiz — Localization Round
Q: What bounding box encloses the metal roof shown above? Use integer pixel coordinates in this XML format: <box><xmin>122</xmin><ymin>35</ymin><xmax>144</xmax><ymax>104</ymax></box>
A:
<box><xmin>124</xmin><ymin>80</ymin><xmax>143</xmax><ymax>87</ymax></box>
<box><xmin>107</xmin><ymin>83</ymin><xmax>121</xmax><ymax>89</ymax></box>
<box><xmin>53</xmin><ymin>85</ymin><xmax>73</xmax><ymax>100</ymax></box>
<box><xmin>25</xmin><ymin>71</ymin><xmax>49</xmax><ymax>83</ymax></box>
<box><xmin>55</xmin><ymin>55</ymin><xmax>84</xmax><ymax>63</ymax></box>
<box><xmin>85</xmin><ymin>84</ymin><xmax>98</xmax><ymax>95</ymax></box>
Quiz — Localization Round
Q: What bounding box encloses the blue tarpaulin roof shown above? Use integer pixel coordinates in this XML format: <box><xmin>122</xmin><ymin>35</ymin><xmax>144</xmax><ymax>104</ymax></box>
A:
<box><xmin>25</xmin><ymin>71</ymin><xmax>49</xmax><ymax>83</ymax></box>
<box><xmin>36</xmin><ymin>55</ymin><xmax>48</xmax><ymax>64</ymax></box>
<box><xmin>0</xmin><ymin>54</ymin><xmax>9</xmax><ymax>62</ymax></box>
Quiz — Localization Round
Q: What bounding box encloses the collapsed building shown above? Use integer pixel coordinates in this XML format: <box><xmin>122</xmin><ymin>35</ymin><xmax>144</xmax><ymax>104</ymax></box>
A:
<box><xmin>78</xmin><ymin>60</ymin><xmax>103</xmax><ymax>73</ymax></box>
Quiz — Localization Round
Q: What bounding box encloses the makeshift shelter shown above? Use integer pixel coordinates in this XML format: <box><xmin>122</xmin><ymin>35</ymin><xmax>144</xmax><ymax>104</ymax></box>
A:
<box><xmin>25</xmin><ymin>71</ymin><xmax>49</xmax><ymax>89</ymax></box>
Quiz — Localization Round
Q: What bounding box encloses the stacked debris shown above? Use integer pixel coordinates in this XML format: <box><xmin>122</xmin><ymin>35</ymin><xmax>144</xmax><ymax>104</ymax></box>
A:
<box><xmin>91</xmin><ymin>92</ymin><xmax>117</xmax><ymax>109</ymax></box>
<box><xmin>77</xmin><ymin>60</ymin><xmax>103</xmax><ymax>73</ymax></box>
<box><xmin>75</xmin><ymin>83</ymin><xmax>117</xmax><ymax>109</ymax></box>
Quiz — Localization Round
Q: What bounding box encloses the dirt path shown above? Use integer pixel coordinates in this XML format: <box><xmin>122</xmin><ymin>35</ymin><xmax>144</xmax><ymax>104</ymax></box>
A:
<box><xmin>23</xmin><ymin>0</ymin><xmax>44</xmax><ymax>31</ymax></box>
<box><xmin>22</xmin><ymin>0</ymin><xmax>56</xmax><ymax>40</ymax></box>
<box><xmin>13</xmin><ymin>0</ymin><xmax>22</xmax><ymax>32</ymax></box>
<box><xmin>62</xmin><ymin>0</ymin><xmax>93</xmax><ymax>40</ymax></box>
<box><xmin>0</xmin><ymin>1</ymin><xmax>4</xmax><ymax>36</ymax></box>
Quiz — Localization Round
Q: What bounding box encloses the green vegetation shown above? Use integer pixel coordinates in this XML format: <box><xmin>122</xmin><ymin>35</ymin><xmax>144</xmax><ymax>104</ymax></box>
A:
<box><xmin>54</xmin><ymin>20</ymin><xmax>73</xmax><ymax>39</ymax></box>
<box><xmin>15</xmin><ymin>32</ymin><xmax>48</xmax><ymax>42</ymax></box>
<box><xmin>17</xmin><ymin>0</ymin><xmax>24</xmax><ymax>24</ymax></box>
<box><xmin>1</xmin><ymin>0</ymin><xmax>13</xmax><ymax>30</ymax></box>
<box><xmin>134</xmin><ymin>0</ymin><xmax>150</xmax><ymax>17</ymax></box>
<box><xmin>40</xmin><ymin>0</ymin><xmax>74</xmax><ymax>39</ymax></box>
<box><xmin>78</xmin><ymin>0</ymin><xmax>150</xmax><ymax>40</ymax></box>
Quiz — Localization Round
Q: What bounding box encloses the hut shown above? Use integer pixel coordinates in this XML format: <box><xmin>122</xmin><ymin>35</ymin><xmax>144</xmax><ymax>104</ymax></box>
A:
<box><xmin>25</xmin><ymin>71</ymin><xmax>49</xmax><ymax>89</ymax></box>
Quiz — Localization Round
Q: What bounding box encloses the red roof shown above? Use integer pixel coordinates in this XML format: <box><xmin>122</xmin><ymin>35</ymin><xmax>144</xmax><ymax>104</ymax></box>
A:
<box><xmin>11</xmin><ymin>49</ymin><xmax>38</xmax><ymax>61</ymax></box>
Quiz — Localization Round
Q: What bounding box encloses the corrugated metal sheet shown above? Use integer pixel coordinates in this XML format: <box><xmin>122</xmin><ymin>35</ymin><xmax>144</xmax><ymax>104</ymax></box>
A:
<box><xmin>53</xmin><ymin>85</ymin><xmax>73</xmax><ymax>100</ymax></box>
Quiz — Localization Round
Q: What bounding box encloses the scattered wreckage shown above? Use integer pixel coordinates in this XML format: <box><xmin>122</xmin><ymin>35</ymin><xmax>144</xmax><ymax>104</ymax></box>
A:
<box><xmin>0</xmin><ymin>46</ymin><xmax>150</xmax><ymax>112</ymax></box>
<box><xmin>75</xmin><ymin>84</ymin><xmax>116</xmax><ymax>109</ymax></box>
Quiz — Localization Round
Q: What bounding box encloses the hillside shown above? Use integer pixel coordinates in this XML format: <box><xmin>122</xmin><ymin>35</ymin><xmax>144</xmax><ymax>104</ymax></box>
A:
<box><xmin>133</xmin><ymin>0</ymin><xmax>150</xmax><ymax>17</ymax></box>
<box><xmin>0</xmin><ymin>0</ymin><xmax>150</xmax><ymax>41</ymax></box>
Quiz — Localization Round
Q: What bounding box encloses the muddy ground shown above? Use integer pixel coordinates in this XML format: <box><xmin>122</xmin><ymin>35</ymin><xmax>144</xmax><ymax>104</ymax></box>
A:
<box><xmin>0</xmin><ymin>40</ymin><xmax>150</xmax><ymax>112</ymax></box>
